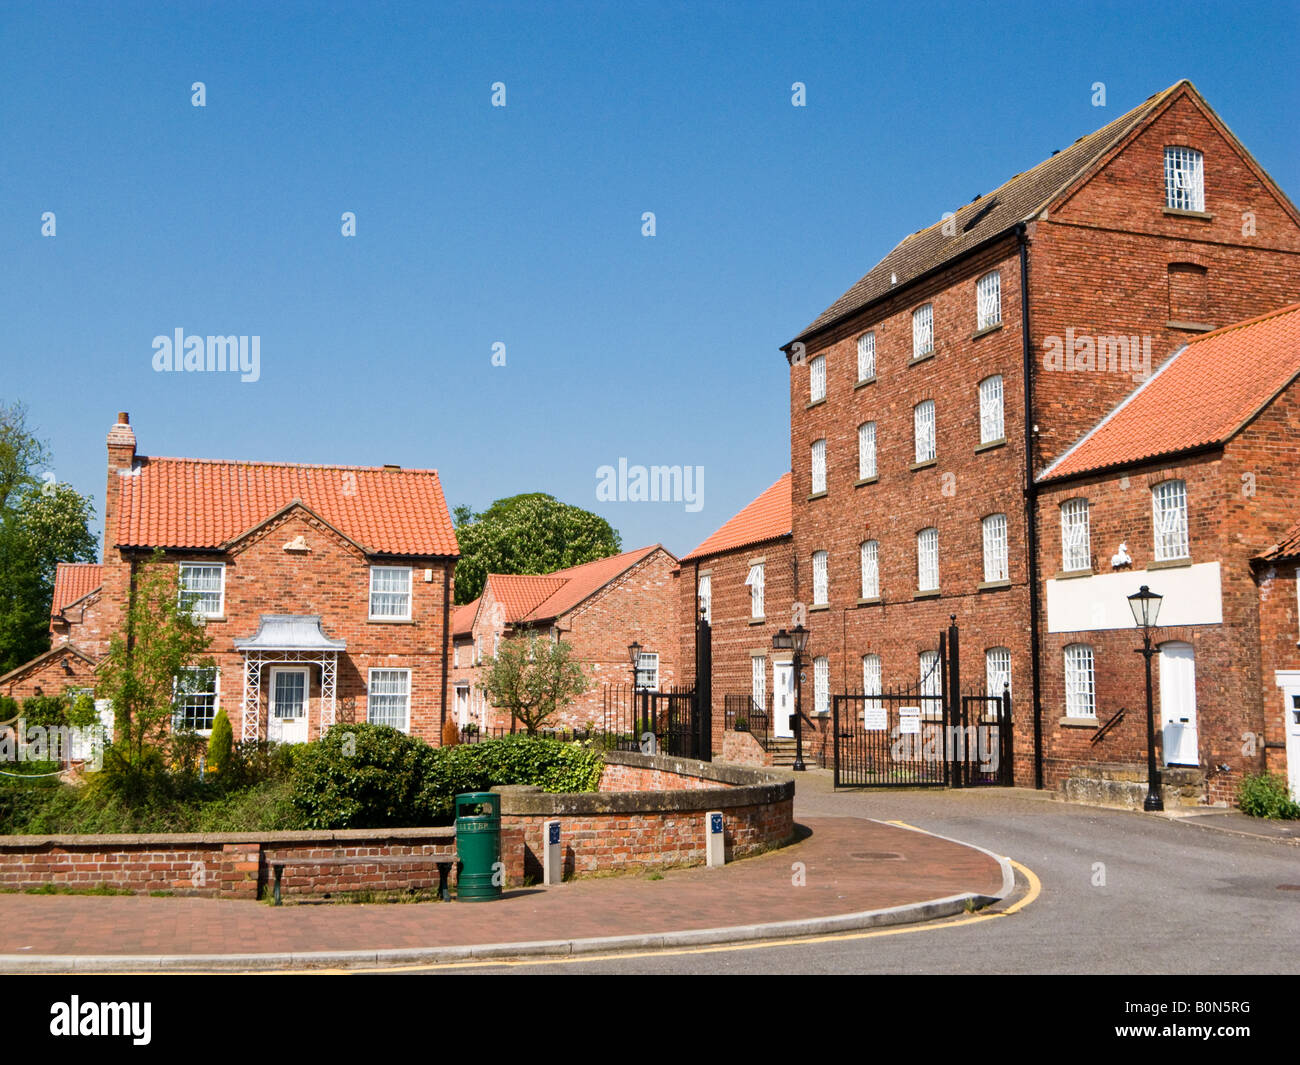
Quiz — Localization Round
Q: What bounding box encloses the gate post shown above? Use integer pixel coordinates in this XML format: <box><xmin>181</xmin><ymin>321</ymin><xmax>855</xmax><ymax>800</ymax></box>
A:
<box><xmin>946</xmin><ymin>616</ymin><xmax>962</xmax><ymax>788</ymax></box>
<box><xmin>696</xmin><ymin>609</ymin><xmax>712</xmax><ymax>761</ymax></box>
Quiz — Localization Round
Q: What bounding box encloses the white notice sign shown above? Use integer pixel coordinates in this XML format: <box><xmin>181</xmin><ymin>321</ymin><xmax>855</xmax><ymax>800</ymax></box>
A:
<box><xmin>898</xmin><ymin>706</ymin><xmax>922</xmax><ymax>735</ymax></box>
<box><xmin>863</xmin><ymin>704</ymin><xmax>887</xmax><ymax>731</ymax></box>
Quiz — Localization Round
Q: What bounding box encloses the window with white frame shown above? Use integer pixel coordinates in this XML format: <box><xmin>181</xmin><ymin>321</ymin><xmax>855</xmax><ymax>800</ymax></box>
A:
<box><xmin>493</xmin><ymin>633</ymin><xmax>500</xmax><ymax>658</ymax></box>
<box><xmin>976</xmin><ymin>271</ymin><xmax>1002</xmax><ymax>330</ymax></box>
<box><xmin>367</xmin><ymin>668</ymin><xmax>411</xmax><ymax>730</ymax></box>
<box><xmin>746</xmin><ymin>562</ymin><xmax>765</xmax><ymax>619</ymax></box>
<box><xmin>1064</xmin><ymin>644</ymin><xmax>1096</xmax><ymax>718</ymax></box>
<box><xmin>173</xmin><ymin>667</ymin><xmax>219</xmax><ymax>732</ymax></box>
<box><xmin>751</xmin><ymin>655</ymin><xmax>766</xmax><ymax>710</ymax></box>
<box><xmin>1164</xmin><ymin>147</ymin><xmax>1204</xmax><ymax>212</ymax></box>
<box><xmin>982</xmin><ymin>513</ymin><xmax>1009</xmax><ymax>583</ymax></box>
<box><xmin>857</xmin><ymin>332</ymin><xmax>876</xmax><ymax>381</ymax></box>
<box><xmin>1152</xmin><ymin>479</ymin><xmax>1189</xmax><ymax>561</ymax></box>
<box><xmin>698</xmin><ymin>573</ymin><xmax>711</xmax><ymax>623</ymax></box>
<box><xmin>912</xmin><ymin>304</ymin><xmax>934</xmax><ymax>359</ymax></box>
<box><xmin>809</xmin><ymin>354</ymin><xmax>826</xmax><ymax>403</ymax></box>
<box><xmin>635</xmin><ymin>652</ymin><xmax>659</xmax><ymax>690</ymax></box>
<box><xmin>814</xmin><ymin>656</ymin><xmax>829</xmax><ymax>714</ymax></box>
<box><xmin>369</xmin><ymin>566</ymin><xmax>412</xmax><ymax>619</ymax></box>
<box><xmin>453</xmin><ymin>643</ymin><xmax>460</xmax><ymax>668</ymax></box>
<box><xmin>812</xmin><ymin>550</ymin><xmax>829</xmax><ymax>605</ymax></box>
<box><xmin>862</xmin><ymin>654</ymin><xmax>882</xmax><ymax>712</ymax></box>
<box><xmin>858</xmin><ymin>421</ymin><xmax>877</xmax><ymax>480</ymax></box>
<box><xmin>860</xmin><ymin>540</ymin><xmax>879</xmax><ymax>599</ymax></box>
<box><xmin>811</xmin><ymin>438</ymin><xmax>827</xmax><ymax>494</ymax></box>
<box><xmin>914</xmin><ymin>399</ymin><xmax>936</xmax><ymax>463</ymax></box>
<box><xmin>919</xmin><ymin>650</ymin><xmax>941</xmax><ymax>717</ymax></box>
<box><xmin>985</xmin><ymin>647</ymin><xmax>1012</xmax><ymax>699</ymax></box>
<box><xmin>917</xmin><ymin>527</ymin><xmax>939</xmax><ymax>592</ymax></box>
<box><xmin>979</xmin><ymin>375</ymin><xmax>1004</xmax><ymax>444</ymax></box>
<box><xmin>475</xmin><ymin>635</ymin><xmax>482</xmax><ymax>665</ymax></box>
<box><xmin>1060</xmin><ymin>498</ymin><xmax>1091</xmax><ymax>572</ymax></box>
<box><xmin>179</xmin><ymin>563</ymin><xmax>224</xmax><ymax>618</ymax></box>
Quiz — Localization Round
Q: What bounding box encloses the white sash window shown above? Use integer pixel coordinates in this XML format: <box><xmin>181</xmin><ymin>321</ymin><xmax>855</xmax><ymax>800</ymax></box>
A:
<box><xmin>858</xmin><ymin>421</ymin><xmax>877</xmax><ymax>480</ymax></box>
<box><xmin>979</xmin><ymin>375</ymin><xmax>1004</xmax><ymax>444</ymax></box>
<box><xmin>976</xmin><ymin>271</ymin><xmax>1002</xmax><ymax>330</ymax></box>
<box><xmin>914</xmin><ymin>400</ymin><xmax>936</xmax><ymax>463</ymax></box>
<box><xmin>1060</xmin><ymin>498</ymin><xmax>1090</xmax><ymax>572</ymax></box>
<box><xmin>1152</xmin><ymin>479</ymin><xmax>1189</xmax><ymax>561</ymax></box>
<box><xmin>860</xmin><ymin>540</ymin><xmax>879</xmax><ymax>599</ymax></box>
<box><xmin>912</xmin><ymin>304</ymin><xmax>934</xmax><ymax>359</ymax></box>
<box><xmin>1164</xmin><ymin>147</ymin><xmax>1204</xmax><ymax>211</ymax></box>
<box><xmin>857</xmin><ymin>332</ymin><xmax>876</xmax><ymax>381</ymax></box>
<box><xmin>982</xmin><ymin>513</ymin><xmax>1009</xmax><ymax>583</ymax></box>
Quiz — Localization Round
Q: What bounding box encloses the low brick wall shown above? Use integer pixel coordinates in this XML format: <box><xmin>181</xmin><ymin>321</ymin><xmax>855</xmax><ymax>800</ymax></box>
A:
<box><xmin>0</xmin><ymin>828</ymin><xmax>528</xmax><ymax>901</ymax></box>
<box><xmin>498</xmin><ymin>750</ymin><xmax>795</xmax><ymax>879</ymax></box>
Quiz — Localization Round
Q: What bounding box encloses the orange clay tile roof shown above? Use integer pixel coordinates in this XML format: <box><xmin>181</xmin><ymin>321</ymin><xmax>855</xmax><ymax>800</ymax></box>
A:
<box><xmin>680</xmin><ymin>474</ymin><xmax>792</xmax><ymax>562</ymax></box>
<box><xmin>50</xmin><ymin>563</ymin><xmax>103</xmax><ymax>616</ymax></box>
<box><xmin>1257</xmin><ymin>519</ymin><xmax>1300</xmax><ymax>562</ymax></box>
<box><xmin>1039</xmin><ymin>304</ymin><xmax>1300</xmax><ymax>483</ymax></box>
<box><xmin>114</xmin><ymin>457</ymin><xmax>459</xmax><ymax>557</ymax></box>
<box><xmin>477</xmin><ymin>546</ymin><xmax>669</xmax><ymax>626</ymax></box>
<box><xmin>452</xmin><ymin>599</ymin><xmax>480</xmax><ymax>637</ymax></box>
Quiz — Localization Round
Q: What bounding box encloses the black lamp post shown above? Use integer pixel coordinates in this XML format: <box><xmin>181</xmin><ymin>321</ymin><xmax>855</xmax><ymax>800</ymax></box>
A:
<box><xmin>1127</xmin><ymin>584</ymin><xmax>1164</xmax><ymax>812</ymax></box>
<box><xmin>772</xmin><ymin>624</ymin><xmax>810</xmax><ymax>771</ymax></box>
<box><xmin>628</xmin><ymin>640</ymin><xmax>643</xmax><ymax>735</ymax></box>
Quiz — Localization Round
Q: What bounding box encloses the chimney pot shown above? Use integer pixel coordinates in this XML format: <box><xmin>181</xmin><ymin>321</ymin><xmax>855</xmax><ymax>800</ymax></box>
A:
<box><xmin>117</xmin><ymin>412</ymin><xmax>129</xmax><ymax>425</ymax></box>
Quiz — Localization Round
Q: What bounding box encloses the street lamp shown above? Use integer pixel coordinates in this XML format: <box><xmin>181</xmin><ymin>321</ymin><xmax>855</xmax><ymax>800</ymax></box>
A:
<box><xmin>628</xmin><ymin>640</ymin><xmax>643</xmax><ymax>736</ymax></box>
<box><xmin>772</xmin><ymin>624</ymin><xmax>810</xmax><ymax>771</ymax></box>
<box><xmin>1127</xmin><ymin>585</ymin><xmax>1164</xmax><ymax>812</ymax></box>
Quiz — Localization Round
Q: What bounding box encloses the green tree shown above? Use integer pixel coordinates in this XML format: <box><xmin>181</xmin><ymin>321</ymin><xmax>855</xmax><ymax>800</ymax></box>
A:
<box><xmin>97</xmin><ymin>551</ymin><xmax>213</xmax><ymax>790</ymax></box>
<box><xmin>476</xmin><ymin>635</ymin><xmax>589</xmax><ymax>736</ymax></box>
<box><xmin>207</xmin><ymin>708</ymin><xmax>234</xmax><ymax>776</ymax></box>
<box><xmin>0</xmin><ymin>403</ymin><xmax>98</xmax><ymax>673</ymax></box>
<box><xmin>453</xmin><ymin>493</ymin><xmax>621</xmax><ymax>605</ymax></box>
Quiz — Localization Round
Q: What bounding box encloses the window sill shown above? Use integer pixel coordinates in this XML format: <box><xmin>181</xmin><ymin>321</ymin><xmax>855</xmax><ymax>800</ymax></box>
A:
<box><xmin>748</xmin><ymin>617</ymin><xmax>766</xmax><ymax>626</ymax></box>
<box><xmin>977</xmin><ymin>580</ymin><xmax>1011</xmax><ymax>592</ymax></box>
<box><xmin>1148</xmin><ymin>557</ymin><xmax>1193</xmax><ymax>570</ymax></box>
<box><xmin>1167</xmin><ymin>320</ymin><xmax>1216</xmax><ymax>333</ymax></box>
<box><xmin>809</xmin><ymin>603</ymin><xmax>830</xmax><ymax>613</ymax></box>
<box><xmin>972</xmin><ymin>322</ymin><xmax>1003</xmax><ymax>340</ymax></box>
<box><xmin>854</xmin><ymin>476</ymin><xmax>878</xmax><ymax>487</ymax></box>
<box><xmin>805</xmin><ymin>397</ymin><xmax>827</xmax><ymax>411</ymax></box>
<box><xmin>1052</xmin><ymin>568</ymin><xmax>1094</xmax><ymax>580</ymax></box>
<box><xmin>856</xmin><ymin>596</ymin><xmax>882</xmax><ymax>607</ymax></box>
<box><xmin>913</xmin><ymin>589</ymin><xmax>941</xmax><ymax>600</ymax></box>
<box><xmin>854</xmin><ymin>376</ymin><xmax>877</xmax><ymax>390</ymax></box>
<box><xmin>1162</xmin><ymin>207</ymin><xmax>1213</xmax><ymax>220</ymax></box>
<box><xmin>1059</xmin><ymin>716</ymin><xmax>1099</xmax><ymax>729</ymax></box>
<box><xmin>974</xmin><ymin>438</ymin><xmax>1006</xmax><ymax>454</ymax></box>
<box><xmin>908</xmin><ymin>351</ymin><xmax>935</xmax><ymax>367</ymax></box>
<box><xmin>369</xmin><ymin>618</ymin><xmax>416</xmax><ymax>624</ymax></box>
<box><xmin>909</xmin><ymin>458</ymin><xmax>937</xmax><ymax>471</ymax></box>
<box><xmin>807</xmin><ymin>490</ymin><xmax>828</xmax><ymax>501</ymax></box>
<box><xmin>195</xmin><ymin>615</ymin><xmax>226</xmax><ymax>624</ymax></box>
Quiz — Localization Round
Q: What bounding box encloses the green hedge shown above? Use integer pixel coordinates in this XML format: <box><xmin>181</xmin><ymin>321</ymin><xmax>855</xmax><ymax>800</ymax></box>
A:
<box><xmin>1237</xmin><ymin>772</ymin><xmax>1300</xmax><ymax>820</ymax></box>
<box><xmin>291</xmin><ymin>725</ymin><xmax>604</xmax><ymax>829</ymax></box>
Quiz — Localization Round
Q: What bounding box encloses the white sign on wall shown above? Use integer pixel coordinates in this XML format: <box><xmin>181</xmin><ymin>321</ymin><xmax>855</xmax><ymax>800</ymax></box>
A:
<box><xmin>898</xmin><ymin>706</ymin><xmax>921</xmax><ymax>735</ymax></box>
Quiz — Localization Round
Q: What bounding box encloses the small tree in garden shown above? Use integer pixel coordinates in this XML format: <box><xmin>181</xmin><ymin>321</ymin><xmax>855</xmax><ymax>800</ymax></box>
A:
<box><xmin>477</xmin><ymin>634</ymin><xmax>588</xmax><ymax>736</ymax></box>
<box><xmin>97</xmin><ymin>550</ymin><xmax>213</xmax><ymax>790</ymax></box>
<box><xmin>207</xmin><ymin>708</ymin><xmax>234</xmax><ymax>775</ymax></box>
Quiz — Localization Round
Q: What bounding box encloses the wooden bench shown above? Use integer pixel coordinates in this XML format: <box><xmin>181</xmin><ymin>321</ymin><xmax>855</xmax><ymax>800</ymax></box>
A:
<box><xmin>267</xmin><ymin>850</ymin><xmax>457</xmax><ymax>905</ymax></box>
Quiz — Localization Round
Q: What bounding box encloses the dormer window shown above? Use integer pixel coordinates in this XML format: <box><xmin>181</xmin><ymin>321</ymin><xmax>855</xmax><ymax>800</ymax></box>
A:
<box><xmin>1164</xmin><ymin>147</ymin><xmax>1204</xmax><ymax>211</ymax></box>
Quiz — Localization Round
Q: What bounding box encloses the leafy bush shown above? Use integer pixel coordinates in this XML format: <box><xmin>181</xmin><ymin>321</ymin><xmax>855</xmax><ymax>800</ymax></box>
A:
<box><xmin>292</xmin><ymin>727</ymin><xmax>604</xmax><ymax>828</ymax></box>
<box><xmin>207</xmin><ymin>709</ymin><xmax>234</xmax><ymax>776</ymax></box>
<box><xmin>1237</xmin><ymin>772</ymin><xmax>1300</xmax><ymax>820</ymax></box>
<box><xmin>0</xmin><ymin>696</ymin><xmax>18</xmax><ymax>721</ymax></box>
<box><xmin>19</xmin><ymin>695</ymin><xmax>71</xmax><ymax>729</ymax></box>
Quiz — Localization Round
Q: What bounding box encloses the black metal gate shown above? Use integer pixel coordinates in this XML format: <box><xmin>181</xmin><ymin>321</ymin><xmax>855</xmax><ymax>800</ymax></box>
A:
<box><xmin>832</xmin><ymin>620</ymin><xmax>1012</xmax><ymax>788</ymax></box>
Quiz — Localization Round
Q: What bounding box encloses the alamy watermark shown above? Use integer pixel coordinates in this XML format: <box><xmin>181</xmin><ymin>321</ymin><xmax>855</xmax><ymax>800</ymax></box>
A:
<box><xmin>0</xmin><ymin>719</ymin><xmax>106</xmax><ymax>774</ymax></box>
<box><xmin>151</xmin><ymin>328</ymin><xmax>261</xmax><ymax>382</ymax></box>
<box><xmin>596</xmin><ymin>458</ymin><xmax>704</xmax><ymax>513</ymax></box>
<box><xmin>1042</xmin><ymin>328</ymin><xmax>1152</xmax><ymax>382</ymax></box>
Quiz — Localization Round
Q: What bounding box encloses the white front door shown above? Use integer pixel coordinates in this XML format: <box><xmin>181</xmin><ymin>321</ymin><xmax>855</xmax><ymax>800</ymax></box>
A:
<box><xmin>773</xmin><ymin>661</ymin><xmax>795</xmax><ymax>739</ymax></box>
<box><xmin>1278</xmin><ymin>673</ymin><xmax>1300</xmax><ymax>802</ymax></box>
<box><xmin>269</xmin><ymin>668</ymin><xmax>310</xmax><ymax>744</ymax></box>
<box><xmin>455</xmin><ymin>685</ymin><xmax>470</xmax><ymax>728</ymax></box>
<box><xmin>1159</xmin><ymin>642</ymin><xmax>1199</xmax><ymax>766</ymax></box>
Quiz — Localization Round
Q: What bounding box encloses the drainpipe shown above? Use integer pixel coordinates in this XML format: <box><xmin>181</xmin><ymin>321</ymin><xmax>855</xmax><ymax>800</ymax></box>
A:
<box><xmin>1018</xmin><ymin>223</ymin><xmax>1045</xmax><ymax>791</ymax></box>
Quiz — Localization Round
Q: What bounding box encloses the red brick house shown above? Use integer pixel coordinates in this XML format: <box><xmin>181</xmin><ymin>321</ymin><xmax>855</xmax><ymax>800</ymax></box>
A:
<box><xmin>0</xmin><ymin>563</ymin><xmax>105</xmax><ymax>700</ymax></box>
<box><xmin>11</xmin><ymin>413</ymin><xmax>461</xmax><ymax>745</ymax></box>
<box><xmin>1256</xmin><ymin>520</ymin><xmax>1300</xmax><ymax>800</ymax></box>
<box><xmin>450</xmin><ymin>545</ymin><xmax>680</xmax><ymax>733</ymax></box>
<box><xmin>1035</xmin><ymin>304</ymin><xmax>1300</xmax><ymax>803</ymax></box>
<box><xmin>674</xmin><ymin>474</ymin><xmax>797</xmax><ymax>765</ymax></box>
<box><xmin>776</xmin><ymin>80</ymin><xmax>1300</xmax><ymax>794</ymax></box>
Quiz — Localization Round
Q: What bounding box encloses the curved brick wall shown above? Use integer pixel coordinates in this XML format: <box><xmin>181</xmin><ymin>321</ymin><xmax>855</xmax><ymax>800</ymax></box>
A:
<box><xmin>497</xmin><ymin>750</ymin><xmax>795</xmax><ymax>878</ymax></box>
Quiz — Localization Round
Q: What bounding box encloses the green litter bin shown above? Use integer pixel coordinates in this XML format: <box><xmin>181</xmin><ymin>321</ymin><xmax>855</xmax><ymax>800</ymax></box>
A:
<box><xmin>454</xmin><ymin>792</ymin><xmax>502</xmax><ymax>901</ymax></box>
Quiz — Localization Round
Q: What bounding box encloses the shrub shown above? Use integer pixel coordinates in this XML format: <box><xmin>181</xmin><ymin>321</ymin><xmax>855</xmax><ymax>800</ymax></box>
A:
<box><xmin>1237</xmin><ymin>772</ymin><xmax>1300</xmax><ymax>820</ymax></box>
<box><xmin>19</xmin><ymin>695</ymin><xmax>71</xmax><ymax>730</ymax></box>
<box><xmin>290</xmin><ymin>724</ymin><xmax>438</xmax><ymax>829</ymax></box>
<box><xmin>207</xmin><ymin>709</ymin><xmax>234</xmax><ymax>776</ymax></box>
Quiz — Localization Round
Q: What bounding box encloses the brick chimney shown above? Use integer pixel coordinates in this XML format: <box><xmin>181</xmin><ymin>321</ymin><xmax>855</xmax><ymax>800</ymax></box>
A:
<box><xmin>104</xmin><ymin>412</ymin><xmax>136</xmax><ymax>564</ymax></box>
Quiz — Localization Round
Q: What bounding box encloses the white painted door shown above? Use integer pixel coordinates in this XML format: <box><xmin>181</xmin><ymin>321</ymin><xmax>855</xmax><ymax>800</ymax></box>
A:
<box><xmin>270</xmin><ymin>668</ymin><xmax>309</xmax><ymax>744</ymax></box>
<box><xmin>1158</xmin><ymin>642</ymin><xmax>1199</xmax><ymax>766</ymax></box>
<box><xmin>455</xmin><ymin>685</ymin><xmax>470</xmax><ymax>728</ymax></box>
<box><xmin>1280</xmin><ymin>676</ymin><xmax>1300</xmax><ymax>802</ymax></box>
<box><xmin>773</xmin><ymin>661</ymin><xmax>795</xmax><ymax>739</ymax></box>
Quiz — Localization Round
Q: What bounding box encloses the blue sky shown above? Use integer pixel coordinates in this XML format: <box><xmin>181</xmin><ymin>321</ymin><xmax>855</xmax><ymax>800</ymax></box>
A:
<box><xmin>3</xmin><ymin>0</ymin><xmax>1297</xmax><ymax>557</ymax></box>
